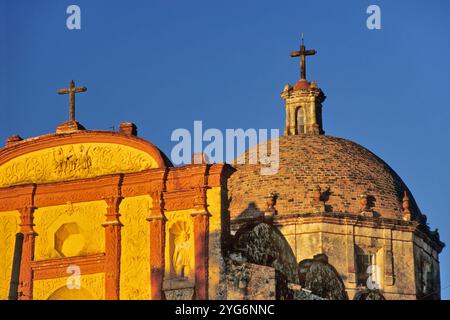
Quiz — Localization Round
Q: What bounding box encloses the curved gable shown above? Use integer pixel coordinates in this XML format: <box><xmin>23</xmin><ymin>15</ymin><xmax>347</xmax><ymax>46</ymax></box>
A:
<box><xmin>0</xmin><ymin>131</ymin><xmax>170</xmax><ymax>188</ymax></box>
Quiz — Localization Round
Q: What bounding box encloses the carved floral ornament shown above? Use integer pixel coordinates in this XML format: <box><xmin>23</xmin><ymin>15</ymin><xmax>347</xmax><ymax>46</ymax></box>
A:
<box><xmin>0</xmin><ymin>143</ymin><xmax>158</xmax><ymax>188</ymax></box>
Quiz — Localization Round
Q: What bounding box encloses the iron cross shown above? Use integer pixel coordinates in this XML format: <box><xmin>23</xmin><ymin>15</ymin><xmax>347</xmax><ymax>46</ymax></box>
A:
<box><xmin>289</xmin><ymin>36</ymin><xmax>316</xmax><ymax>80</ymax></box>
<box><xmin>57</xmin><ymin>80</ymin><xmax>87</xmax><ymax>122</ymax></box>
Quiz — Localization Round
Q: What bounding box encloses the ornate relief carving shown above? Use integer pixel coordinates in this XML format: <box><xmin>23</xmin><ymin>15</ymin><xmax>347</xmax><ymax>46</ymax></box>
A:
<box><xmin>163</xmin><ymin>278</ymin><xmax>195</xmax><ymax>300</ymax></box>
<box><xmin>33</xmin><ymin>272</ymin><xmax>105</xmax><ymax>300</ymax></box>
<box><xmin>34</xmin><ymin>201</ymin><xmax>106</xmax><ymax>260</ymax></box>
<box><xmin>0</xmin><ymin>211</ymin><xmax>19</xmax><ymax>300</ymax></box>
<box><xmin>119</xmin><ymin>196</ymin><xmax>151</xmax><ymax>300</ymax></box>
<box><xmin>0</xmin><ymin>143</ymin><xmax>158</xmax><ymax>188</ymax></box>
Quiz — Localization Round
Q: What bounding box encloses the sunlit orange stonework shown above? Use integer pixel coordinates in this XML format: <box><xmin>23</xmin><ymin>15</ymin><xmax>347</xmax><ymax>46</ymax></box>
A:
<box><xmin>0</xmin><ymin>126</ymin><xmax>233</xmax><ymax>300</ymax></box>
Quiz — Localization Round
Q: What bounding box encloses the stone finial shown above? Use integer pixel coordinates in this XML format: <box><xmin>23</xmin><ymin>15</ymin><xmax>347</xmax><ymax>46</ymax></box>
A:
<box><xmin>402</xmin><ymin>191</ymin><xmax>411</xmax><ymax>221</ymax></box>
<box><xmin>402</xmin><ymin>191</ymin><xmax>410</xmax><ymax>210</ymax></box>
<box><xmin>311</xmin><ymin>185</ymin><xmax>326</xmax><ymax>213</ymax></box>
<box><xmin>119</xmin><ymin>122</ymin><xmax>137</xmax><ymax>136</ymax></box>
<box><xmin>283</xmin><ymin>83</ymin><xmax>292</xmax><ymax>93</ymax></box>
<box><xmin>265</xmin><ymin>192</ymin><xmax>278</xmax><ymax>218</ymax></box>
<box><xmin>419</xmin><ymin>214</ymin><xmax>428</xmax><ymax>226</ymax></box>
<box><xmin>360</xmin><ymin>193</ymin><xmax>369</xmax><ymax>212</ymax></box>
<box><xmin>6</xmin><ymin>135</ymin><xmax>23</xmax><ymax>147</ymax></box>
<box><xmin>359</xmin><ymin>193</ymin><xmax>375</xmax><ymax>217</ymax></box>
<box><xmin>431</xmin><ymin>229</ymin><xmax>440</xmax><ymax>241</ymax></box>
<box><xmin>313</xmin><ymin>185</ymin><xmax>322</xmax><ymax>204</ymax></box>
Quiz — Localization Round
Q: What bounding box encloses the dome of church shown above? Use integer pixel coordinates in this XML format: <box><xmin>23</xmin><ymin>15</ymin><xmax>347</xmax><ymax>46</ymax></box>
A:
<box><xmin>228</xmin><ymin>134</ymin><xmax>421</xmax><ymax>220</ymax></box>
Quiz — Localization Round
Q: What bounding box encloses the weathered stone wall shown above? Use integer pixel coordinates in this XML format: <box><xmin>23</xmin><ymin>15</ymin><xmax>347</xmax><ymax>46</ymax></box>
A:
<box><xmin>277</xmin><ymin>220</ymin><xmax>422</xmax><ymax>299</ymax></box>
<box><xmin>224</xmin><ymin>259</ymin><xmax>324</xmax><ymax>300</ymax></box>
<box><xmin>230</xmin><ymin>216</ymin><xmax>437</xmax><ymax>300</ymax></box>
<box><xmin>413</xmin><ymin>234</ymin><xmax>441</xmax><ymax>300</ymax></box>
<box><xmin>225</xmin><ymin>260</ymin><xmax>277</xmax><ymax>300</ymax></box>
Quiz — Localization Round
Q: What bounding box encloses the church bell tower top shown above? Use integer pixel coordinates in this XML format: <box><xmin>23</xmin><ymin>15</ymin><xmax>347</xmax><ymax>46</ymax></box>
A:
<box><xmin>281</xmin><ymin>36</ymin><xmax>326</xmax><ymax>136</ymax></box>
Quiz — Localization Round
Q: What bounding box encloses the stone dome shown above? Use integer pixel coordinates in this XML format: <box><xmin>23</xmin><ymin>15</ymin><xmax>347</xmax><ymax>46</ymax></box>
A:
<box><xmin>228</xmin><ymin>134</ymin><xmax>421</xmax><ymax>220</ymax></box>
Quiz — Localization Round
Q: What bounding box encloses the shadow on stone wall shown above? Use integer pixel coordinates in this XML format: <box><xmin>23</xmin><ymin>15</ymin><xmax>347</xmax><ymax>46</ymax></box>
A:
<box><xmin>226</xmin><ymin>204</ymin><xmax>351</xmax><ymax>300</ymax></box>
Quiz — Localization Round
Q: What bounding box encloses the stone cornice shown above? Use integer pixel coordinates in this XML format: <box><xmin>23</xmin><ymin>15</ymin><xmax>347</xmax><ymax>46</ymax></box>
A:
<box><xmin>31</xmin><ymin>253</ymin><xmax>105</xmax><ymax>280</ymax></box>
<box><xmin>0</xmin><ymin>163</ymin><xmax>232</xmax><ymax>212</ymax></box>
<box><xmin>230</xmin><ymin>211</ymin><xmax>444</xmax><ymax>252</ymax></box>
<box><xmin>0</xmin><ymin>130</ymin><xmax>170</xmax><ymax>168</ymax></box>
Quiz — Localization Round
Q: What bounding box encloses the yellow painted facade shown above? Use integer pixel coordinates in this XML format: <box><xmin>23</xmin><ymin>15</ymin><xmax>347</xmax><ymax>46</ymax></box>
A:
<box><xmin>0</xmin><ymin>142</ymin><xmax>158</xmax><ymax>188</ymax></box>
<box><xmin>0</xmin><ymin>134</ymin><xmax>228</xmax><ymax>300</ymax></box>
<box><xmin>119</xmin><ymin>195</ymin><xmax>152</xmax><ymax>300</ymax></box>
<box><xmin>33</xmin><ymin>273</ymin><xmax>105</xmax><ymax>300</ymax></box>
<box><xmin>206</xmin><ymin>187</ymin><xmax>223</xmax><ymax>299</ymax></box>
<box><xmin>207</xmin><ymin>187</ymin><xmax>222</xmax><ymax>235</ymax></box>
<box><xmin>0</xmin><ymin>210</ymin><xmax>20</xmax><ymax>300</ymax></box>
<box><xmin>0</xmin><ymin>187</ymin><xmax>225</xmax><ymax>300</ymax></box>
<box><xmin>34</xmin><ymin>201</ymin><xmax>106</xmax><ymax>260</ymax></box>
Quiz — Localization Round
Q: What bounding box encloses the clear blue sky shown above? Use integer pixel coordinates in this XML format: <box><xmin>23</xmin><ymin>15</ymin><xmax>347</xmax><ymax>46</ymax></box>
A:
<box><xmin>1</xmin><ymin>0</ymin><xmax>449</xmax><ymax>299</ymax></box>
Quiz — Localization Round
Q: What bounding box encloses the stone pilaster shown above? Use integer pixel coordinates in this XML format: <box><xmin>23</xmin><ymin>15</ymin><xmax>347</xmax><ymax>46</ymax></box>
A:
<box><xmin>384</xmin><ymin>228</ymin><xmax>395</xmax><ymax>286</ymax></box>
<box><xmin>18</xmin><ymin>205</ymin><xmax>37</xmax><ymax>300</ymax></box>
<box><xmin>191</xmin><ymin>188</ymin><xmax>209</xmax><ymax>300</ymax></box>
<box><xmin>147</xmin><ymin>191</ymin><xmax>165</xmax><ymax>300</ymax></box>
<box><xmin>345</xmin><ymin>224</ymin><xmax>356</xmax><ymax>285</ymax></box>
<box><xmin>102</xmin><ymin>196</ymin><xmax>123</xmax><ymax>300</ymax></box>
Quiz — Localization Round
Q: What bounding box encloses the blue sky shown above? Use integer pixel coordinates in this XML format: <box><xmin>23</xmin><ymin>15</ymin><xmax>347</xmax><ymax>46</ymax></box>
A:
<box><xmin>1</xmin><ymin>0</ymin><xmax>449</xmax><ymax>299</ymax></box>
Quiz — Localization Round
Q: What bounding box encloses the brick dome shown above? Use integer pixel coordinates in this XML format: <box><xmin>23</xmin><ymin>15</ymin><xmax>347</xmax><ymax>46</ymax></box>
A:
<box><xmin>228</xmin><ymin>134</ymin><xmax>421</xmax><ymax>220</ymax></box>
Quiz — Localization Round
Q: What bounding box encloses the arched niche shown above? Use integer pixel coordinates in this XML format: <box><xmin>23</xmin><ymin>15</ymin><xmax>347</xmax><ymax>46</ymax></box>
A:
<box><xmin>296</xmin><ymin>106</ymin><xmax>306</xmax><ymax>134</ymax></box>
<box><xmin>233</xmin><ymin>222</ymin><xmax>299</xmax><ymax>284</ymax></box>
<box><xmin>298</xmin><ymin>254</ymin><xmax>348</xmax><ymax>300</ymax></box>
<box><xmin>47</xmin><ymin>286</ymin><xmax>95</xmax><ymax>300</ymax></box>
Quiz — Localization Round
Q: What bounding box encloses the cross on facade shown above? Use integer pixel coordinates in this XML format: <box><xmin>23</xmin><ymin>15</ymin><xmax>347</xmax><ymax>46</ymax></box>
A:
<box><xmin>57</xmin><ymin>80</ymin><xmax>87</xmax><ymax>122</ymax></box>
<box><xmin>289</xmin><ymin>36</ymin><xmax>317</xmax><ymax>80</ymax></box>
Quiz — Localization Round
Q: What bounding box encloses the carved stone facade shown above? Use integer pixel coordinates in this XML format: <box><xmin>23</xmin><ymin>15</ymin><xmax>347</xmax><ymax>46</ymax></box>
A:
<box><xmin>0</xmin><ymin>143</ymin><xmax>158</xmax><ymax>188</ymax></box>
<box><xmin>0</xmin><ymin>129</ymin><xmax>233</xmax><ymax>300</ymax></box>
<box><xmin>0</xmin><ymin>115</ymin><xmax>444</xmax><ymax>300</ymax></box>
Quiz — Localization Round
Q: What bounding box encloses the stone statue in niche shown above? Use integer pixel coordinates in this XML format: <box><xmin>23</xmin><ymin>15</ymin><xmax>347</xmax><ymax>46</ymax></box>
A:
<box><xmin>170</xmin><ymin>221</ymin><xmax>192</xmax><ymax>278</ymax></box>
